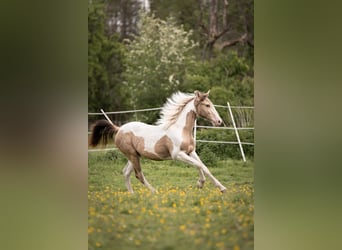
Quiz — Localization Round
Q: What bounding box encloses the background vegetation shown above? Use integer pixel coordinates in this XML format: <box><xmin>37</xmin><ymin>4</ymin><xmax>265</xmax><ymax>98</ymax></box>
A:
<box><xmin>88</xmin><ymin>0</ymin><xmax>254</xmax><ymax>123</ymax></box>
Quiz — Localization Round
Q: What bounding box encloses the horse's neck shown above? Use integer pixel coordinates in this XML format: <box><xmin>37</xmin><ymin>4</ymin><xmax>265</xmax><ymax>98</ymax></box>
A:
<box><xmin>170</xmin><ymin>100</ymin><xmax>196</xmax><ymax>135</ymax></box>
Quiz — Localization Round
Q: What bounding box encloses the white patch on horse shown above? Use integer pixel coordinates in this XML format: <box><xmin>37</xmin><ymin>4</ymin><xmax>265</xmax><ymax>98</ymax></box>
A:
<box><xmin>156</xmin><ymin>92</ymin><xmax>195</xmax><ymax>129</ymax></box>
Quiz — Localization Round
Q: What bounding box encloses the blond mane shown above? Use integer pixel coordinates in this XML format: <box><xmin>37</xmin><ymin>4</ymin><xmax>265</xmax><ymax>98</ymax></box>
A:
<box><xmin>156</xmin><ymin>92</ymin><xmax>195</xmax><ymax>128</ymax></box>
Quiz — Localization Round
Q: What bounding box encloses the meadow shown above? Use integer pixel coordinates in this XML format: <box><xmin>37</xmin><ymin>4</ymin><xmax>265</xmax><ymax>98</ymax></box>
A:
<box><xmin>88</xmin><ymin>150</ymin><xmax>254</xmax><ymax>250</ymax></box>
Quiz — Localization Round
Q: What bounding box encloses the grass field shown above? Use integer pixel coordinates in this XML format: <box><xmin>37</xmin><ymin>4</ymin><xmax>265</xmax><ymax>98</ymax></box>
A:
<box><xmin>88</xmin><ymin>151</ymin><xmax>254</xmax><ymax>250</ymax></box>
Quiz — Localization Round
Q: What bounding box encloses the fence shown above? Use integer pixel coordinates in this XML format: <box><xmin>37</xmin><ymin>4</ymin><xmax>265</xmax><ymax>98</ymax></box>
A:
<box><xmin>88</xmin><ymin>104</ymin><xmax>254</xmax><ymax>161</ymax></box>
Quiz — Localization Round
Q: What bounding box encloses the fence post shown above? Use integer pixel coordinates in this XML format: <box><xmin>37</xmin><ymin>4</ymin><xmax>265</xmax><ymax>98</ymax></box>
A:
<box><xmin>227</xmin><ymin>102</ymin><xmax>246</xmax><ymax>162</ymax></box>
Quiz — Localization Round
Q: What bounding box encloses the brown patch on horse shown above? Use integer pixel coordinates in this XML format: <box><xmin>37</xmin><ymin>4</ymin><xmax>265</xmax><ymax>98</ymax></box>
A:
<box><xmin>155</xmin><ymin>135</ymin><xmax>173</xmax><ymax>159</ymax></box>
<box><xmin>180</xmin><ymin>110</ymin><xmax>196</xmax><ymax>154</ymax></box>
<box><xmin>115</xmin><ymin>131</ymin><xmax>138</xmax><ymax>157</ymax></box>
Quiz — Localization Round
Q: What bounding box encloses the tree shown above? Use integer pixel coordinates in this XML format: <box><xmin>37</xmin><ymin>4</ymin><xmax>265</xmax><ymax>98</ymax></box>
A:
<box><xmin>88</xmin><ymin>1</ymin><xmax>126</xmax><ymax>114</ymax></box>
<box><xmin>200</xmin><ymin>0</ymin><xmax>254</xmax><ymax>59</ymax></box>
<box><xmin>104</xmin><ymin>0</ymin><xmax>142</xmax><ymax>40</ymax></box>
<box><xmin>150</xmin><ymin>0</ymin><xmax>254</xmax><ymax>61</ymax></box>
<box><xmin>123</xmin><ymin>13</ymin><xmax>198</xmax><ymax>123</ymax></box>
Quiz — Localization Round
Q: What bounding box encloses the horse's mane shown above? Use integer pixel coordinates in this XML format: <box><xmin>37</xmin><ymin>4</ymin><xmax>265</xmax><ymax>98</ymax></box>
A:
<box><xmin>156</xmin><ymin>91</ymin><xmax>195</xmax><ymax>128</ymax></box>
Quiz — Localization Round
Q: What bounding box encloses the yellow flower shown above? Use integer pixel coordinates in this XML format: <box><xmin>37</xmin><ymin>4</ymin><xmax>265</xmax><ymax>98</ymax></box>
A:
<box><xmin>88</xmin><ymin>227</ymin><xmax>94</xmax><ymax>234</ymax></box>
<box><xmin>95</xmin><ymin>242</ymin><xmax>101</xmax><ymax>247</ymax></box>
<box><xmin>216</xmin><ymin>242</ymin><xmax>224</xmax><ymax>249</ymax></box>
<box><xmin>189</xmin><ymin>229</ymin><xmax>195</xmax><ymax>236</ymax></box>
<box><xmin>233</xmin><ymin>245</ymin><xmax>240</xmax><ymax>250</ymax></box>
<box><xmin>179</xmin><ymin>224</ymin><xmax>186</xmax><ymax>231</ymax></box>
<box><xmin>194</xmin><ymin>238</ymin><xmax>202</xmax><ymax>245</ymax></box>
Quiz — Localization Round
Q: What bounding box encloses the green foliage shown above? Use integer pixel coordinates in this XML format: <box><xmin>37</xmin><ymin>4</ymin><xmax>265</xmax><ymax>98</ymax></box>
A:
<box><xmin>183</xmin><ymin>52</ymin><xmax>251</xmax><ymax>92</ymax></box>
<box><xmin>197</xmin><ymin>146</ymin><xmax>218</xmax><ymax>167</ymax></box>
<box><xmin>103</xmin><ymin>150</ymin><xmax>127</xmax><ymax>163</ymax></box>
<box><xmin>123</xmin><ymin>13</ymin><xmax>198</xmax><ymax>123</ymax></box>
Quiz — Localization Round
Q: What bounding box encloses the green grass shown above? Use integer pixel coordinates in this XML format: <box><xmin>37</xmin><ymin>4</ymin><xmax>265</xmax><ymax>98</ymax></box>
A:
<box><xmin>88</xmin><ymin>151</ymin><xmax>254</xmax><ymax>250</ymax></box>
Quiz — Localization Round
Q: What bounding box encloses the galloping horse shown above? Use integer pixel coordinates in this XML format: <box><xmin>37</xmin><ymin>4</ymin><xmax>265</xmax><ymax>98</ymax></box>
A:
<box><xmin>90</xmin><ymin>90</ymin><xmax>227</xmax><ymax>193</ymax></box>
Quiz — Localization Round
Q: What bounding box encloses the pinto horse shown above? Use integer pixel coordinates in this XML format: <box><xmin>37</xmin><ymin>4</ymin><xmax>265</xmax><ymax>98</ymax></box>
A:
<box><xmin>90</xmin><ymin>90</ymin><xmax>227</xmax><ymax>193</ymax></box>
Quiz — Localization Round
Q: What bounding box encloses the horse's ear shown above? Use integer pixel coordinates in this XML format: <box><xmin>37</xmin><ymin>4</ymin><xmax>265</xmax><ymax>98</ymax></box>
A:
<box><xmin>194</xmin><ymin>90</ymin><xmax>208</xmax><ymax>101</ymax></box>
<box><xmin>202</xmin><ymin>90</ymin><xmax>210</xmax><ymax>98</ymax></box>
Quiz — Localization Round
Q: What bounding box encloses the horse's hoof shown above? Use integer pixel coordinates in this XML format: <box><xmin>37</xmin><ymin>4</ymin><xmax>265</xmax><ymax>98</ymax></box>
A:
<box><xmin>220</xmin><ymin>188</ymin><xmax>227</xmax><ymax>193</ymax></box>
<box><xmin>197</xmin><ymin>180</ymin><xmax>205</xmax><ymax>188</ymax></box>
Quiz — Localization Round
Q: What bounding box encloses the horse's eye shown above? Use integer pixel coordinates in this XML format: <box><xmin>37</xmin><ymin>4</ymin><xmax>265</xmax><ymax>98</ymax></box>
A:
<box><xmin>206</xmin><ymin>104</ymin><xmax>210</xmax><ymax>108</ymax></box>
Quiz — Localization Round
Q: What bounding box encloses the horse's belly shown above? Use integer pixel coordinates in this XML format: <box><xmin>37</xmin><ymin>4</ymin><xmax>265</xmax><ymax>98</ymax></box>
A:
<box><xmin>137</xmin><ymin>135</ymin><xmax>173</xmax><ymax>160</ymax></box>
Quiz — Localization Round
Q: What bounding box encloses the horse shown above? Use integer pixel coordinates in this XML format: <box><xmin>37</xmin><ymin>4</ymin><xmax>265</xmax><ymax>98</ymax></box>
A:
<box><xmin>89</xmin><ymin>90</ymin><xmax>227</xmax><ymax>193</ymax></box>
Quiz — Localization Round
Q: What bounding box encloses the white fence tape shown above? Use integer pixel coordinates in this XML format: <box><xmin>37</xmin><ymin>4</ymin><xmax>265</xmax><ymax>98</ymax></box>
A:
<box><xmin>88</xmin><ymin>105</ymin><xmax>253</xmax><ymax>116</ymax></box>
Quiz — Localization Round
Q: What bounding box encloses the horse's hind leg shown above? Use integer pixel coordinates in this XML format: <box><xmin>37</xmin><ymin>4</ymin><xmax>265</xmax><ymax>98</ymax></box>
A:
<box><xmin>130</xmin><ymin>156</ymin><xmax>156</xmax><ymax>193</ymax></box>
<box><xmin>123</xmin><ymin>161</ymin><xmax>134</xmax><ymax>193</ymax></box>
<box><xmin>197</xmin><ymin>169</ymin><xmax>206</xmax><ymax>188</ymax></box>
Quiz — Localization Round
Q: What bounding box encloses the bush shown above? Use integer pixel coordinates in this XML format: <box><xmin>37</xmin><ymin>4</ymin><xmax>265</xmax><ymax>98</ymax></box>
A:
<box><xmin>195</xmin><ymin>128</ymin><xmax>254</xmax><ymax>161</ymax></box>
<box><xmin>104</xmin><ymin>150</ymin><xmax>127</xmax><ymax>163</ymax></box>
<box><xmin>197</xmin><ymin>145</ymin><xmax>218</xmax><ymax>167</ymax></box>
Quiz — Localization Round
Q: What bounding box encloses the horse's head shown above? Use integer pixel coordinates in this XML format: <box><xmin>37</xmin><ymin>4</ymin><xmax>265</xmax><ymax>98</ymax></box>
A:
<box><xmin>194</xmin><ymin>90</ymin><xmax>222</xmax><ymax>126</ymax></box>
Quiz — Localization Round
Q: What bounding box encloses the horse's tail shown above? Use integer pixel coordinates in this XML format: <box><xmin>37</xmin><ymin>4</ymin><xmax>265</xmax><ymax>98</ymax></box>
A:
<box><xmin>89</xmin><ymin>120</ymin><xmax>120</xmax><ymax>147</ymax></box>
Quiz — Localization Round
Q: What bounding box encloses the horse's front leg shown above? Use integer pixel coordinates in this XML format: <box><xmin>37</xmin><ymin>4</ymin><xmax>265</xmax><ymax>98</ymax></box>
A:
<box><xmin>189</xmin><ymin>151</ymin><xmax>206</xmax><ymax>188</ymax></box>
<box><xmin>176</xmin><ymin>151</ymin><xmax>227</xmax><ymax>192</ymax></box>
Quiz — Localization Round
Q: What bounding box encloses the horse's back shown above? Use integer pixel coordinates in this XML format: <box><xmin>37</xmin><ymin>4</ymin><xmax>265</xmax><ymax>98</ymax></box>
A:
<box><xmin>119</xmin><ymin>121</ymin><xmax>158</xmax><ymax>134</ymax></box>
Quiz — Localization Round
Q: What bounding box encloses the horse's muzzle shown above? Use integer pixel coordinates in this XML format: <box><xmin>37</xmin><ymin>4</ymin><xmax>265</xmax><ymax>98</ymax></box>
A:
<box><xmin>212</xmin><ymin>119</ymin><xmax>222</xmax><ymax>127</ymax></box>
